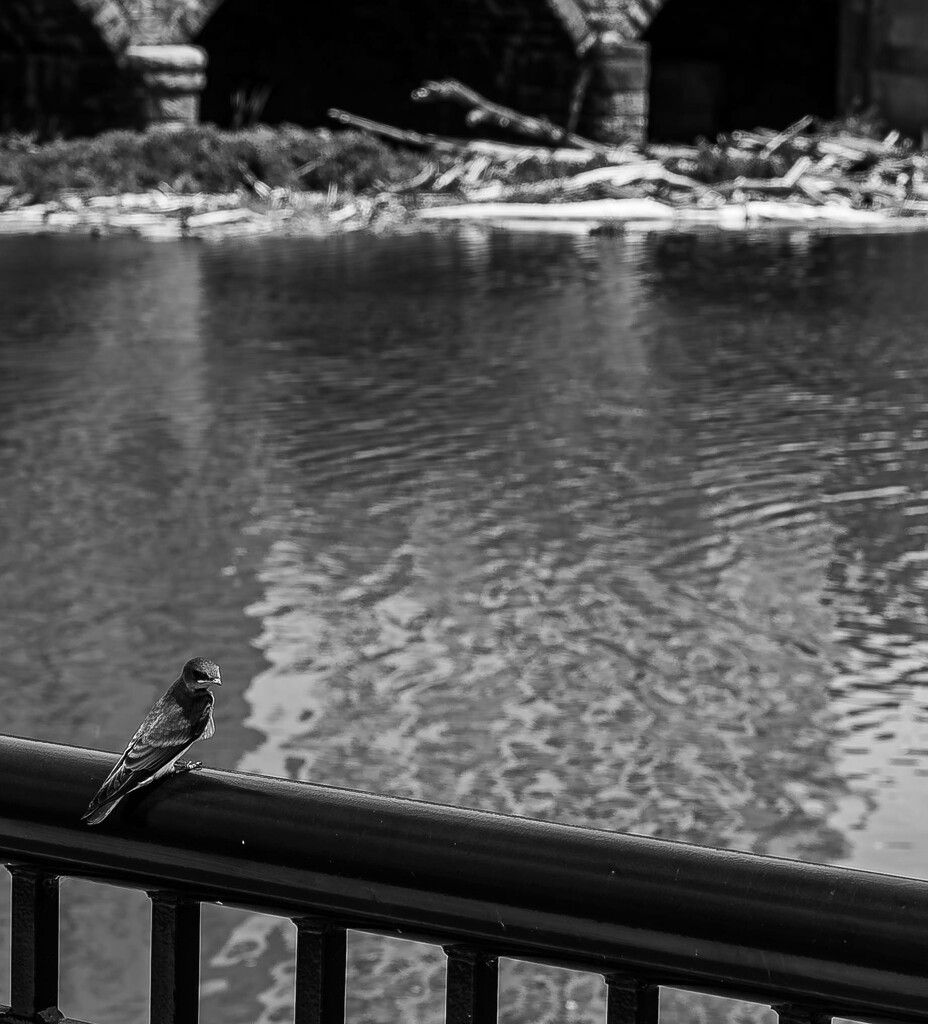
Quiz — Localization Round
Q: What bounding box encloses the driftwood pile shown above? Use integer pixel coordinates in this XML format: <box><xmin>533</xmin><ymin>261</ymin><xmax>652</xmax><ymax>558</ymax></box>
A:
<box><xmin>0</xmin><ymin>186</ymin><xmax>305</xmax><ymax>240</ymax></box>
<box><xmin>332</xmin><ymin>81</ymin><xmax>928</xmax><ymax>231</ymax></box>
<box><xmin>3</xmin><ymin>79</ymin><xmax>927</xmax><ymax>238</ymax></box>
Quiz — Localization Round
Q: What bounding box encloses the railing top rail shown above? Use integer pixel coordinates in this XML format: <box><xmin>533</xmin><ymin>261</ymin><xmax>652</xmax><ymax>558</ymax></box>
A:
<box><xmin>1</xmin><ymin>733</ymin><xmax>927</xmax><ymax>1022</ymax></box>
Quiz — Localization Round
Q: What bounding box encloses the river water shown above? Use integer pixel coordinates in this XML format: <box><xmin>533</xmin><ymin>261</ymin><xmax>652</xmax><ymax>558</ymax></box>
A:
<box><xmin>2</xmin><ymin>226</ymin><xmax>928</xmax><ymax>1023</ymax></box>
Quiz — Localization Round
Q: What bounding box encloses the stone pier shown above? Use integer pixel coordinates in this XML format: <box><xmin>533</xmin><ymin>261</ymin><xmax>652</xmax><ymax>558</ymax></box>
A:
<box><xmin>586</xmin><ymin>36</ymin><xmax>650</xmax><ymax>144</ymax></box>
<box><xmin>123</xmin><ymin>44</ymin><xmax>207</xmax><ymax>130</ymax></box>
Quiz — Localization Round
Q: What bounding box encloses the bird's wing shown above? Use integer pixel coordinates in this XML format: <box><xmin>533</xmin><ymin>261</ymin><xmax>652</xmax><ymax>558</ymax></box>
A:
<box><xmin>85</xmin><ymin>692</ymin><xmax>213</xmax><ymax>811</ymax></box>
<box><xmin>120</xmin><ymin>697</ymin><xmax>211</xmax><ymax>774</ymax></box>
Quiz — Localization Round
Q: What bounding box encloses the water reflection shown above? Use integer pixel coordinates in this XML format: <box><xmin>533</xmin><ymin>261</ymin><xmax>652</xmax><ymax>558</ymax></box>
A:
<box><xmin>2</xmin><ymin>227</ymin><xmax>928</xmax><ymax>1022</ymax></box>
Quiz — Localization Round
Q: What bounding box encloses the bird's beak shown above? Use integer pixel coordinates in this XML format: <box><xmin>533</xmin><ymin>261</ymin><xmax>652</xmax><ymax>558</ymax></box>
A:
<box><xmin>212</xmin><ymin>676</ymin><xmax>222</xmax><ymax>687</ymax></box>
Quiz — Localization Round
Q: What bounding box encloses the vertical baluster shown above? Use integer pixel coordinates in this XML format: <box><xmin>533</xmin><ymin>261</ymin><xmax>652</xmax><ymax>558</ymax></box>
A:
<box><xmin>444</xmin><ymin>945</ymin><xmax>499</xmax><ymax>1024</ymax></box>
<box><xmin>148</xmin><ymin>890</ymin><xmax>201</xmax><ymax>1024</ymax></box>
<box><xmin>7</xmin><ymin>864</ymin><xmax>60</xmax><ymax>1021</ymax></box>
<box><xmin>293</xmin><ymin>917</ymin><xmax>347</xmax><ymax>1024</ymax></box>
<box><xmin>773</xmin><ymin>1005</ymin><xmax>832</xmax><ymax>1024</ymax></box>
<box><xmin>605</xmin><ymin>971</ymin><xmax>659</xmax><ymax>1024</ymax></box>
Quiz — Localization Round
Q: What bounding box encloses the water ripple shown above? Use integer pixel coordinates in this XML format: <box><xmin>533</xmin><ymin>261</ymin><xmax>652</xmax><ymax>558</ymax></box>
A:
<box><xmin>4</xmin><ymin>230</ymin><xmax>928</xmax><ymax>1023</ymax></box>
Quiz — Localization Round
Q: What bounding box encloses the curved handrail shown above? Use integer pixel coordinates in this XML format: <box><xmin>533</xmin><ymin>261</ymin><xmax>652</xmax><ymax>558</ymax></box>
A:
<box><xmin>0</xmin><ymin>733</ymin><xmax>927</xmax><ymax>1022</ymax></box>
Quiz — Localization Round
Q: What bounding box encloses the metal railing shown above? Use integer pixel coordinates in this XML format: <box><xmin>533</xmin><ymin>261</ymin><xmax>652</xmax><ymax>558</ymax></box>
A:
<box><xmin>0</xmin><ymin>733</ymin><xmax>927</xmax><ymax>1024</ymax></box>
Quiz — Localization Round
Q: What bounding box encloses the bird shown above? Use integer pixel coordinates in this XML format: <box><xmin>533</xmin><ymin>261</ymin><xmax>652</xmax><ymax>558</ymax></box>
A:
<box><xmin>82</xmin><ymin>656</ymin><xmax>222</xmax><ymax>826</ymax></box>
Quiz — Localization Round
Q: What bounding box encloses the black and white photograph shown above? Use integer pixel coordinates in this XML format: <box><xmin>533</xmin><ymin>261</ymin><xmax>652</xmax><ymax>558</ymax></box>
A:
<box><xmin>2</xmin><ymin>2</ymin><xmax>928</xmax><ymax>1023</ymax></box>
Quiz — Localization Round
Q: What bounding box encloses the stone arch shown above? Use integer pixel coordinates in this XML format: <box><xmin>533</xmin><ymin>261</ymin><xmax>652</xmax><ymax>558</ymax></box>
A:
<box><xmin>586</xmin><ymin>0</ymin><xmax>669</xmax><ymax>42</ymax></box>
<box><xmin>547</xmin><ymin>0</ymin><xmax>601</xmax><ymax>50</ymax></box>
<box><xmin>165</xmin><ymin>0</ymin><xmax>224</xmax><ymax>43</ymax></box>
<box><xmin>69</xmin><ymin>0</ymin><xmax>132</xmax><ymax>51</ymax></box>
<box><xmin>193</xmin><ymin>0</ymin><xmax>587</xmax><ymax>134</ymax></box>
<box><xmin>184</xmin><ymin>0</ymin><xmax>602</xmax><ymax>54</ymax></box>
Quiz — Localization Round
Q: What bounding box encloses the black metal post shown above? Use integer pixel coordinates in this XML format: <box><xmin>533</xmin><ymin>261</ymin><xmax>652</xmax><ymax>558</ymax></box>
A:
<box><xmin>149</xmin><ymin>891</ymin><xmax>201</xmax><ymax>1024</ymax></box>
<box><xmin>7</xmin><ymin>864</ymin><xmax>60</xmax><ymax>1022</ymax></box>
<box><xmin>605</xmin><ymin>971</ymin><xmax>659</xmax><ymax>1024</ymax></box>
<box><xmin>293</xmin><ymin>917</ymin><xmax>347</xmax><ymax>1024</ymax></box>
<box><xmin>444</xmin><ymin>945</ymin><xmax>498</xmax><ymax>1024</ymax></box>
<box><xmin>773</xmin><ymin>1005</ymin><xmax>832</xmax><ymax>1024</ymax></box>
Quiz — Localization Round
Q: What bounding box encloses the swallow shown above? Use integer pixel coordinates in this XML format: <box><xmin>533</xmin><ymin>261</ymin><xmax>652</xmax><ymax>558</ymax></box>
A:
<box><xmin>82</xmin><ymin>656</ymin><xmax>222</xmax><ymax>826</ymax></box>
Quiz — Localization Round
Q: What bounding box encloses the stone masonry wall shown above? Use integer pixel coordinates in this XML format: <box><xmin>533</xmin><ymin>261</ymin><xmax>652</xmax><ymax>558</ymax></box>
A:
<box><xmin>0</xmin><ymin>0</ymin><xmax>142</xmax><ymax>134</ymax></box>
<box><xmin>868</xmin><ymin>0</ymin><xmax>928</xmax><ymax>137</ymax></box>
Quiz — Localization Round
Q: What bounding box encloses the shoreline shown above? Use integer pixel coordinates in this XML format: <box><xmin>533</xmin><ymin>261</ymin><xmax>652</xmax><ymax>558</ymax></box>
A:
<box><xmin>3</xmin><ymin>188</ymin><xmax>928</xmax><ymax>241</ymax></box>
<box><xmin>3</xmin><ymin>192</ymin><xmax>921</xmax><ymax>241</ymax></box>
<box><xmin>4</xmin><ymin>117</ymin><xmax>928</xmax><ymax>241</ymax></box>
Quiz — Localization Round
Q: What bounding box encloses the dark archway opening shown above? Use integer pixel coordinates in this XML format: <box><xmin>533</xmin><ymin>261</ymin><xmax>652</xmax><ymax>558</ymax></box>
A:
<box><xmin>643</xmin><ymin>0</ymin><xmax>841</xmax><ymax>141</ymax></box>
<box><xmin>0</xmin><ymin>0</ymin><xmax>141</xmax><ymax>136</ymax></box>
<box><xmin>197</xmin><ymin>0</ymin><xmax>579</xmax><ymax>136</ymax></box>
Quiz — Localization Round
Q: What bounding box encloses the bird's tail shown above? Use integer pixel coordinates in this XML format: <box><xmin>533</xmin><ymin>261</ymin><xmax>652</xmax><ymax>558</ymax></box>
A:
<box><xmin>82</xmin><ymin>759</ymin><xmax>136</xmax><ymax>826</ymax></box>
<box><xmin>82</xmin><ymin>796</ymin><xmax>121</xmax><ymax>826</ymax></box>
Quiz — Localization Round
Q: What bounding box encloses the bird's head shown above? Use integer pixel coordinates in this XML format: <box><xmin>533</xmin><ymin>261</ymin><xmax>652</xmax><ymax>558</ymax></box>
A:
<box><xmin>181</xmin><ymin>657</ymin><xmax>222</xmax><ymax>692</ymax></box>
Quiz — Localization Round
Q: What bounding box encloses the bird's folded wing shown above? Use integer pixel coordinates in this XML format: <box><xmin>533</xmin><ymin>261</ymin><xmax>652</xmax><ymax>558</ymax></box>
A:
<box><xmin>121</xmin><ymin>701</ymin><xmax>211</xmax><ymax>774</ymax></box>
<box><xmin>84</xmin><ymin>692</ymin><xmax>216</xmax><ymax>819</ymax></box>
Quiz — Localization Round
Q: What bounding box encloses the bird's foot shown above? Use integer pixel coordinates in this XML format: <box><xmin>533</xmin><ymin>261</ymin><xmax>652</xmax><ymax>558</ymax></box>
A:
<box><xmin>174</xmin><ymin>760</ymin><xmax>203</xmax><ymax>773</ymax></box>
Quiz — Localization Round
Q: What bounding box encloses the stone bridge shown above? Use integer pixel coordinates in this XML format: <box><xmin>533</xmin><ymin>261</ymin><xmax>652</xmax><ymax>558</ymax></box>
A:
<box><xmin>3</xmin><ymin>0</ymin><xmax>928</xmax><ymax>142</ymax></box>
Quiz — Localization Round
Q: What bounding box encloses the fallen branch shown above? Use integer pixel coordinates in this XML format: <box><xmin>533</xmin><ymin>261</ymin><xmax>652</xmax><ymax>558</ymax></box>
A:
<box><xmin>375</xmin><ymin>162</ymin><xmax>438</xmax><ymax>194</ymax></box>
<box><xmin>712</xmin><ymin>177</ymin><xmax>806</xmax><ymax>197</ymax></box>
<box><xmin>412</xmin><ymin>78</ymin><xmax>612</xmax><ymax>153</ymax></box>
<box><xmin>328</xmin><ymin>108</ymin><xmax>614</xmax><ymax>166</ymax></box>
<box><xmin>465</xmin><ymin>161</ymin><xmax>706</xmax><ymax>203</ymax></box>
<box><xmin>795</xmin><ymin>179</ymin><xmax>830</xmax><ymax>205</ymax></box>
<box><xmin>780</xmin><ymin>155</ymin><xmax>813</xmax><ymax>187</ymax></box>
<box><xmin>332</xmin><ymin>102</ymin><xmax>927</xmax><ymax>227</ymax></box>
<box><xmin>419</xmin><ymin>198</ymin><xmax>676</xmax><ymax>223</ymax></box>
<box><xmin>328</xmin><ymin>108</ymin><xmax>469</xmax><ymax>152</ymax></box>
<box><xmin>760</xmin><ymin>115</ymin><xmax>814</xmax><ymax>157</ymax></box>
<box><xmin>451</xmin><ymin>140</ymin><xmax>608</xmax><ymax>165</ymax></box>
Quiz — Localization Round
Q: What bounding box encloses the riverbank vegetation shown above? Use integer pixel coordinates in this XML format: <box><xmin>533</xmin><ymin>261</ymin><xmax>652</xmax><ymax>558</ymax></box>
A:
<box><xmin>0</xmin><ymin>124</ymin><xmax>424</xmax><ymax>200</ymax></box>
<box><xmin>1</xmin><ymin>88</ymin><xmax>927</xmax><ymax>236</ymax></box>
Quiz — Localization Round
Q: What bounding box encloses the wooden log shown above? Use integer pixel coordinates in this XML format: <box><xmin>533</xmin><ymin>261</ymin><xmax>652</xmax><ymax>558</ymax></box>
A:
<box><xmin>186</xmin><ymin>208</ymin><xmax>255</xmax><ymax>228</ymax></box>
<box><xmin>780</xmin><ymin>155</ymin><xmax>814</xmax><ymax>187</ymax></box>
<box><xmin>419</xmin><ymin>198</ymin><xmax>676</xmax><ymax>222</ymax></box>
<box><xmin>554</xmin><ymin>162</ymin><xmax>701</xmax><ymax>194</ymax></box>
<box><xmin>328</xmin><ymin>108</ymin><xmax>624</xmax><ymax>166</ymax></box>
<box><xmin>795</xmin><ymin>180</ymin><xmax>829</xmax><ymax>205</ymax></box>
<box><xmin>461</xmin><ymin>162</ymin><xmax>705</xmax><ymax>204</ymax></box>
<box><xmin>376</xmin><ymin>163</ymin><xmax>438</xmax><ymax>194</ymax></box>
<box><xmin>328</xmin><ymin>108</ymin><xmax>469</xmax><ymax>152</ymax></box>
<box><xmin>712</xmin><ymin>178</ymin><xmax>803</xmax><ymax>196</ymax></box>
<box><xmin>743</xmin><ymin>200</ymin><xmax>894</xmax><ymax>225</ymax></box>
<box><xmin>464</xmin><ymin>141</ymin><xmax>611</xmax><ymax>165</ymax></box>
<box><xmin>760</xmin><ymin>115</ymin><xmax>814</xmax><ymax>157</ymax></box>
<box><xmin>648</xmin><ymin>144</ymin><xmax>701</xmax><ymax>161</ymax></box>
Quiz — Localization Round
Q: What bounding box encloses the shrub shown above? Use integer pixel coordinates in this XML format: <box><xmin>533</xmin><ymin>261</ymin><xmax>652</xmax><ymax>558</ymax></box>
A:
<box><xmin>0</xmin><ymin>124</ymin><xmax>427</xmax><ymax>200</ymax></box>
